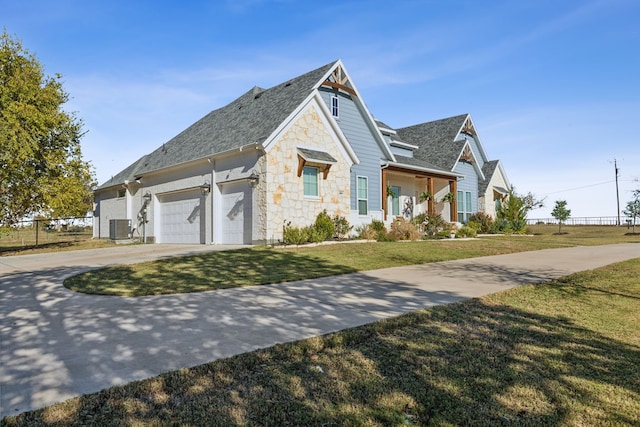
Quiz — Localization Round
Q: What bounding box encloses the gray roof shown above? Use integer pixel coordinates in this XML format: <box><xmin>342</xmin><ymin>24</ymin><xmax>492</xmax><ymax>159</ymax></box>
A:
<box><xmin>392</xmin><ymin>155</ymin><xmax>453</xmax><ymax>175</ymax></box>
<box><xmin>395</xmin><ymin>114</ymin><xmax>469</xmax><ymax>171</ymax></box>
<box><xmin>478</xmin><ymin>160</ymin><xmax>499</xmax><ymax>195</ymax></box>
<box><xmin>98</xmin><ymin>60</ymin><xmax>338</xmax><ymax>189</ymax></box>
<box><xmin>298</xmin><ymin>148</ymin><xmax>337</xmax><ymax>164</ymax></box>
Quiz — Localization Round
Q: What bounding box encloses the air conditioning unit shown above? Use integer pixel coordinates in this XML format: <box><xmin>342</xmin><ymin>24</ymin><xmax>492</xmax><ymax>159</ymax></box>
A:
<box><xmin>109</xmin><ymin>219</ymin><xmax>132</xmax><ymax>240</ymax></box>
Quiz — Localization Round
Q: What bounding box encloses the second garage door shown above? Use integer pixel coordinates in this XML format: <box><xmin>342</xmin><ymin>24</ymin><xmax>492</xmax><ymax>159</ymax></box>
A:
<box><xmin>158</xmin><ymin>190</ymin><xmax>205</xmax><ymax>244</ymax></box>
<box><xmin>220</xmin><ymin>182</ymin><xmax>251</xmax><ymax>244</ymax></box>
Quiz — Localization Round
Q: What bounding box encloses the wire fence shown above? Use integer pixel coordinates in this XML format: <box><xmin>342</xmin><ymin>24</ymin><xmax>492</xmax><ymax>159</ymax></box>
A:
<box><xmin>527</xmin><ymin>216</ymin><xmax>635</xmax><ymax>226</ymax></box>
<box><xmin>0</xmin><ymin>216</ymin><xmax>94</xmax><ymax>248</ymax></box>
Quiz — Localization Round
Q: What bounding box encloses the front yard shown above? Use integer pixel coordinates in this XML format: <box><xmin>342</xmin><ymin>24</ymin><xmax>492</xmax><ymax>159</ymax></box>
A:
<box><xmin>6</xmin><ymin>256</ymin><xmax>640</xmax><ymax>426</ymax></box>
<box><xmin>64</xmin><ymin>225</ymin><xmax>637</xmax><ymax>296</ymax></box>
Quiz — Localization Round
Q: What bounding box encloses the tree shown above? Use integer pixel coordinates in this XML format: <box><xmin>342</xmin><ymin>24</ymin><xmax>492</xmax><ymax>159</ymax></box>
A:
<box><xmin>551</xmin><ymin>200</ymin><xmax>571</xmax><ymax>234</ymax></box>
<box><xmin>623</xmin><ymin>189</ymin><xmax>640</xmax><ymax>234</ymax></box>
<box><xmin>0</xmin><ymin>31</ymin><xmax>95</xmax><ymax>226</ymax></box>
<box><xmin>495</xmin><ymin>189</ymin><xmax>544</xmax><ymax>233</ymax></box>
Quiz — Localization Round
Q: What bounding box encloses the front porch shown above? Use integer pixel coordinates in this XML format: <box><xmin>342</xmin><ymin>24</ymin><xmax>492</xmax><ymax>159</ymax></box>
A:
<box><xmin>382</xmin><ymin>166</ymin><xmax>458</xmax><ymax>224</ymax></box>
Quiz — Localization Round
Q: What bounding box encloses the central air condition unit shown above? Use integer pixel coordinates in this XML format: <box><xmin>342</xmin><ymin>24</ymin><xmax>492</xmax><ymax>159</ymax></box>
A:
<box><xmin>109</xmin><ymin>219</ymin><xmax>132</xmax><ymax>240</ymax></box>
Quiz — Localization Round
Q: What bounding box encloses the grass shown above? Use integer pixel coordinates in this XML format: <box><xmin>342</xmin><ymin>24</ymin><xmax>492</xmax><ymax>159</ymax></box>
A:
<box><xmin>64</xmin><ymin>224</ymin><xmax>639</xmax><ymax>296</ymax></box>
<box><xmin>5</xmin><ymin>258</ymin><xmax>640</xmax><ymax>426</ymax></box>
<box><xmin>0</xmin><ymin>238</ymin><xmax>117</xmax><ymax>256</ymax></box>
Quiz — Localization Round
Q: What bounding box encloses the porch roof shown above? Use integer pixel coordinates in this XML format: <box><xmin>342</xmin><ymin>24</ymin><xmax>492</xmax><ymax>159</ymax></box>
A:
<box><xmin>387</xmin><ymin>155</ymin><xmax>461</xmax><ymax>178</ymax></box>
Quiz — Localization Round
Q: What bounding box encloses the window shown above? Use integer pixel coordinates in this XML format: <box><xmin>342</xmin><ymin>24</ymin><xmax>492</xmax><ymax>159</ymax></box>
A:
<box><xmin>391</xmin><ymin>186</ymin><xmax>400</xmax><ymax>216</ymax></box>
<box><xmin>117</xmin><ymin>189</ymin><xmax>126</xmax><ymax>198</ymax></box>
<box><xmin>303</xmin><ymin>166</ymin><xmax>319</xmax><ymax>197</ymax></box>
<box><xmin>331</xmin><ymin>95</ymin><xmax>339</xmax><ymax>118</ymax></box>
<box><xmin>457</xmin><ymin>190</ymin><xmax>473</xmax><ymax>223</ymax></box>
<box><xmin>357</xmin><ymin>176</ymin><xmax>368</xmax><ymax>215</ymax></box>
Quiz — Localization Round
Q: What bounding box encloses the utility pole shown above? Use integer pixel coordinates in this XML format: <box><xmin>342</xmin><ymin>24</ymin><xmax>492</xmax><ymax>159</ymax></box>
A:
<box><xmin>615</xmin><ymin>159</ymin><xmax>621</xmax><ymax>226</ymax></box>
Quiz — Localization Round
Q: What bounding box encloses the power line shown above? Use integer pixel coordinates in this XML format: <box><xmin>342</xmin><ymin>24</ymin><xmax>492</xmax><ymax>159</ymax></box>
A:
<box><xmin>542</xmin><ymin>180</ymin><xmax>615</xmax><ymax>196</ymax></box>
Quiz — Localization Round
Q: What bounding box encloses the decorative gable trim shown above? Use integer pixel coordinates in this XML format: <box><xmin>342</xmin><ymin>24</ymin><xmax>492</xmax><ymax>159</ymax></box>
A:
<box><xmin>460</xmin><ymin>116</ymin><xmax>478</xmax><ymax>138</ymax></box>
<box><xmin>459</xmin><ymin>145</ymin><xmax>475</xmax><ymax>164</ymax></box>
<box><xmin>316</xmin><ymin>60</ymin><xmax>396</xmax><ymax>162</ymax></box>
<box><xmin>455</xmin><ymin>141</ymin><xmax>485</xmax><ymax>180</ymax></box>
<box><xmin>455</xmin><ymin>114</ymin><xmax>489</xmax><ymax>163</ymax></box>
<box><xmin>321</xmin><ymin>64</ymin><xmax>357</xmax><ymax>96</ymax></box>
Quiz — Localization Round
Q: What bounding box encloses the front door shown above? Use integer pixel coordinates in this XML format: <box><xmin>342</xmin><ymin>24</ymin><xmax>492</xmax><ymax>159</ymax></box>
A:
<box><xmin>391</xmin><ymin>186</ymin><xmax>400</xmax><ymax>216</ymax></box>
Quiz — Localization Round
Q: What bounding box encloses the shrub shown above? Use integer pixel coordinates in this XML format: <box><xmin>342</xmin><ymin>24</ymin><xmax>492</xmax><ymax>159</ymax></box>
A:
<box><xmin>305</xmin><ymin>225</ymin><xmax>325</xmax><ymax>243</ymax></box>
<box><xmin>332</xmin><ymin>214</ymin><xmax>352</xmax><ymax>239</ymax></box>
<box><xmin>370</xmin><ymin>219</ymin><xmax>386</xmax><ymax>232</ymax></box>
<box><xmin>389</xmin><ymin>218</ymin><xmax>422</xmax><ymax>240</ymax></box>
<box><xmin>467</xmin><ymin>212</ymin><xmax>494</xmax><ymax>233</ymax></box>
<box><xmin>466</xmin><ymin>220</ymin><xmax>482</xmax><ymax>231</ymax></box>
<box><xmin>414</xmin><ymin>213</ymin><xmax>448</xmax><ymax>238</ymax></box>
<box><xmin>456</xmin><ymin>225</ymin><xmax>477</xmax><ymax>238</ymax></box>
<box><xmin>491</xmin><ymin>218</ymin><xmax>512</xmax><ymax>234</ymax></box>
<box><xmin>314</xmin><ymin>210</ymin><xmax>334</xmax><ymax>241</ymax></box>
<box><xmin>283</xmin><ymin>225</ymin><xmax>308</xmax><ymax>245</ymax></box>
<box><xmin>376</xmin><ymin>232</ymin><xmax>396</xmax><ymax>242</ymax></box>
<box><xmin>356</xmin><ymin>224</ymin><xmax>377</xmax><ymax>240</ymax></box>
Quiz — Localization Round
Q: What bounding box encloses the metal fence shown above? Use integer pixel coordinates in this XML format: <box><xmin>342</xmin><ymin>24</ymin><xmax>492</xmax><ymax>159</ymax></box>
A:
<box><xmin>527</xmin><ymin>216</ymin><xmax>634</xmax><ymax>226</ymax></box>
<box><xmin>0</xmin><ymin>216</ymin><xmax>94</xmax><ymax>248</ymax></box>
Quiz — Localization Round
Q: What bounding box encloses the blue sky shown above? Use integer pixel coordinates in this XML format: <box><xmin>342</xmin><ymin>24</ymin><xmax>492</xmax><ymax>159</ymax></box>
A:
<box><xmin>4</xmin><ymin>0</ymin><xmax>639</xmax><ymax>219</ymax></box>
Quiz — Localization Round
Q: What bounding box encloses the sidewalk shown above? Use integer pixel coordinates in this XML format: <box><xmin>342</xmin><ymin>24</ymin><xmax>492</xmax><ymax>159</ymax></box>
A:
<box><xmin>2</xmin><ymin>243</ymin><xmax>639</xmax><ymax>418</ymax></box>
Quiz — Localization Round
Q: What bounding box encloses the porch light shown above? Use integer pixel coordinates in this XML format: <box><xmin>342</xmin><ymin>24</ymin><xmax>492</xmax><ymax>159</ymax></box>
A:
<box><xmin>143</xmin><ymin>192</ymin><xmax>152</xmax><ymax>202</ymax></box>
<box><xmin>200</xmin><ymin>181</ymin><xmax>211</xmax><ymax>195</ymax></box>
<box><xmin>248</xmin><ymin>170</ymin><xmax>260</xmax><ymax>188</ymax></box>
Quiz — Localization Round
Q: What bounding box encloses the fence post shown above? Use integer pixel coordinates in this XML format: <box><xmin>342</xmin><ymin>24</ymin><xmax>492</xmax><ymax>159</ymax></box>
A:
<box><xmin>35</xmin><ymin>219</ymin><xmax>39</xmax><ymax>246</ymax></box>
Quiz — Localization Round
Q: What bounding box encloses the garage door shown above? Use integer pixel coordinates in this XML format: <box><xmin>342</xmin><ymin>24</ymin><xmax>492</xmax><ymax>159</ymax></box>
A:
<box><xmin>158</xmin><ymin>190</ymin><xmax>205</xmax><ymax>244</ymax></box>
<box><xmin>221</xmin><ymin>182</ymin><xmax>251</xmax><ymax>244</ymax></box>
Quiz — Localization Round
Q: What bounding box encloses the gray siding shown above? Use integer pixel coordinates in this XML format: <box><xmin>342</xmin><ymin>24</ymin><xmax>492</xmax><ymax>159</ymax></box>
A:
<box><xmin>319</xmin><ymin>89</ymin><xmax>384</xmax><ymax>212</ymax></box>
<box><xmin>454</xmin><ymin>162</ymin><xmax>479</xmax><ymax>213</ymax></box>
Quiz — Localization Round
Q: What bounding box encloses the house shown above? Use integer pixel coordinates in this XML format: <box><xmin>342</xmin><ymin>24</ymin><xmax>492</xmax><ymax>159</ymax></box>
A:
<box><xmin>93</xmin><ymin>60</ymin><xmax>510</xmax><ymax>244</ymax></box>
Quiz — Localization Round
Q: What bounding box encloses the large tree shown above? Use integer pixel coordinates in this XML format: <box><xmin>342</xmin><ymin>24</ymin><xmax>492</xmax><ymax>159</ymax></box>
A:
<box><xmin>0</xmin><ymin>31</ymin><xmax>95</xmax><ymax>226</ymax></box>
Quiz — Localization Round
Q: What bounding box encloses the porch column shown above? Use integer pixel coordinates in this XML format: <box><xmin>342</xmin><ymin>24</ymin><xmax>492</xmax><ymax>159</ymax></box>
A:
<box><xmin>382</xmin><ymin>168</ymin><xmax>388</xmax><ymax>221</ymax></box>
<box><xmin>449</xmin><ymin>180</ymin><xmax>457</xmax><ymax>222</ymax></box>
<box><xmin>427</xmin><ymin>177</ymin><xmax>435</xmax><ymax>214</ymax></box>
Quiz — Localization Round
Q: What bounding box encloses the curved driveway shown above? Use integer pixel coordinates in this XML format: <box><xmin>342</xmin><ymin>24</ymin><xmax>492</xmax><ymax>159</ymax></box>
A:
<box><xmin>2</xmin><ymin>243</ymin><xmax>639</xmax><ymax>418</ymax></box>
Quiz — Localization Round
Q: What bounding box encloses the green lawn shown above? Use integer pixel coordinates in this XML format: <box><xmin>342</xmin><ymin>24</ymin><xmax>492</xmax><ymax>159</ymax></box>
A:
<box><xmin>64</xmin><ymin>224</ymin><xmax>638</xmax><ymax>296</ymax></box>
<box><xmin>6</xmin><ymin>258</ymin><xmax>639</xmax><ymax>426</ymax></box>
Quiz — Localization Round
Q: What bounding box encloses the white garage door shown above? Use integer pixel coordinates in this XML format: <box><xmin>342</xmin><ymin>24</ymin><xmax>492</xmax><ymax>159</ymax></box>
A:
<box><xmin>221</xmin><ymin>182</ymin><xmax>251</xmax><ymax>244</ymax></box>
<box><xmin>158</xmin><ymin>190</ymin><xmax>204</xmax><ymax>244</ymax></box>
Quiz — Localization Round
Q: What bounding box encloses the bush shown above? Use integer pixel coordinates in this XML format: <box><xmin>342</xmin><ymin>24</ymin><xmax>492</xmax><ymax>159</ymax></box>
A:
<box><xmin>305</xmin><ymin>225</ymin><xmax>325</xmax><ymax>243</ymax></box>
<box><xmin>356</xmin><ymin>224</ymin><xmax>377</xmax><ymax>240</ymax></box>
<box><xmin>389</xmin><ymin>218</ymin><xmax>422</xmax><ymax>240</ymax></box>
<box><xmin>370</xmin><ymin>219</ymin><xmax>386</xmax><ymax>232</ymax></box>
<box><xmin>332</xmin><ymin>214</ymin><xmax>352</xmax><ymax>239</ymax></box>
<box><xmin>414</xmin><ymin>213</ymin><xmax>448</xmax><ymax>238</ymax></box>
<box><xmin>467</xmin><ymin>212</ymin><xmax>494</xmax><ymax>233</ymax></box>
<box><xmin>456</xmin><ymin>225</ymin><xmax>477</xmax><ymax>238</ymax></box>
<box><xmin>283</xmin><ymin>225</ymin><xmax>308</xmax><ymax>245</ymax></box>
<box><xmin>314</xmin><ymin>210</ymin><xmax>334</xmax><ymax>241</ymax></box>
<box><xmin>376</xmin><ymin>231</ymin><xmax>397</xmax><ymax>242</ymax></box>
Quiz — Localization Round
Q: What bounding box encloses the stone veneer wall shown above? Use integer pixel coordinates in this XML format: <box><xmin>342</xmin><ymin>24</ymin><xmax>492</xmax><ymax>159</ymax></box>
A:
<box><xmin>264</xmin><ymin>104</ymin><xmax>351</xmax><ymax>242</ymax></box>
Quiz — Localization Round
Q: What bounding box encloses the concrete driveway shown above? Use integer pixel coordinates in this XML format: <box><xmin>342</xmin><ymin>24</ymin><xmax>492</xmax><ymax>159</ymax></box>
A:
<box><xmin>1</xmin><ymin>243</ymin><xmax>639</xmax><ymax>418</ymax></box>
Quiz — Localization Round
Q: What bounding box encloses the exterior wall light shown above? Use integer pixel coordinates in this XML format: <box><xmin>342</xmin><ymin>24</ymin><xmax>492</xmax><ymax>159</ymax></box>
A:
<box><xmin>200</xmin><ymin>181</ymin><xmax>211</xmax><ymax>195</ymax></box>
<box><xmin>248</xmin><ymin>170</ymin><xmax>260</xmax><ymax>188</ymax></box>
<box><xmin>143</xmin><ymin>192</ymin><xmax>152</xmax><ymax>202</ymax></box>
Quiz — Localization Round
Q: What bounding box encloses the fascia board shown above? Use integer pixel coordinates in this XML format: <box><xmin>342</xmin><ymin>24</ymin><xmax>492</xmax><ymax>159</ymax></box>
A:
<box><xmin>386</xmin><ymin>162</ymin><xmax>462</xmax><ymax>178</ymax></box>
